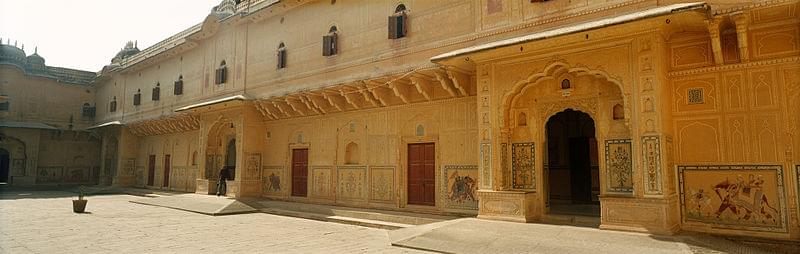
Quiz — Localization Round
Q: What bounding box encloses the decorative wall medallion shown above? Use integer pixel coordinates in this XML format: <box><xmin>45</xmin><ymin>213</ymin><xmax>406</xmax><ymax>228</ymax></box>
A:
<box><xmin>480</xmin><ymin>142</ymin><xmax>492</xmax><ymax>189</ymax></box>
<box><xmin>337</xmin><ymin>165</ymin><xmax>367</xmax><ymax>201</ymax></box>
<box><xmin>244</xmin><ymin>153</ymin><xmax>261</xmax><ymax>180</ymax></box>
<box><xmin>679</xmin><ymin>165</ymin><xmax>787</xmax><ymax>233</ymax></box>
<box><xmin>261</xmin><ymin>166</ymin><xmax>284</xmax><ymax>195</ymax></box>
<box><xmin>642</xmin><ymin>136</ymin><xmax>662</xmax><ymax>195</ymax></box>
<box><xmin>369</xmin><ymin>166</ymin><xmax>395</xmax><ymax>203</ymax></box>
<box><xmin>442</xmin><ymin>165</ymin><xmax>479</xmax><ymax>210</ymax></box>
<box><xmin>605</xmin><ymin>139</ymin><xmax>633</xmax><ymax>194</ymax></box>
<box><xmin>687</xmin><ymin>88</ymin><xmax>704</xmax><ymax>104</ymax></box>
<box><xmin>511</xmin><ymin>142</ymin><xmax>535</xmax><ymax>190</ymax></box>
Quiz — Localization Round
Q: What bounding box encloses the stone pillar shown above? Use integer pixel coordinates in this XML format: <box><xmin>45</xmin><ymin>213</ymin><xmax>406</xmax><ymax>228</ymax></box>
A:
<box><xmin>732</xmin><ymin>13</ymin><xmax>750</xmax><ymax>62</ymax></box>
<box><xmin>236</xmin><ymin>105</ymin><xmax>266</xmax><ymax>198</ymax></box>
<box><xmin>706</xmin><ymin>17</ymin><xmax>724</xmax><ymax>65</ymax></box>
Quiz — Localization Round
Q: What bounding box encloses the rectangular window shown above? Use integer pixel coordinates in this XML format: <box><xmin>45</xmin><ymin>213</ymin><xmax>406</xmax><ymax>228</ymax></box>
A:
<box><xmin>323</xmin><ymin>34</ymin><xmax>337</xmax><ymax>56</ymax></box>
<box><xmin>388</xmin><ymin>13</ymin><xmax>407</xmax><ymax>39</ymax></box>
<box><xmin>133</xmin><ymin>93</ymin><xmax>141</xmax><ymax>106</ymax></box>
<box><xmin>82</xmin><ymin>106</ymin><xmax>96</xmax><ymax>117</ymax></box>
<box><xmin>174</xmin><ymin>80</ymin><xmax>183</xmax><ymax>95</ymax></box>
<box><xmin>277</xmin><ymin>49</ymin><xmax>287</xmax><ymax>69</ymax></box>
<box><xmin>215</xmin><ymin>68</ymin><xmax>227</xmax><ymax>84</ymax></box>
<box><xmin>0</xmin><ymin>101</ymin><xmax>9</xmax><ymax>111</ymax></box>
<box><xmin>152</xmin><ymin>87</ymin><xmax>160</xmax><ymax>101</ymax></box>
<box><xmin>109</xmin><ymin>101</ymin><xmax>117</xmax><ymax>112</ymax></box>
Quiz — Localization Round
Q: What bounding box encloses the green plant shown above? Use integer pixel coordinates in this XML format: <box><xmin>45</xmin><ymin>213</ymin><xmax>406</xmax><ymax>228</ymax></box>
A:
<box><xmin>78</xmin><ymin>186</ymin><xmax>85</xmax><ymax>200</ymax></box>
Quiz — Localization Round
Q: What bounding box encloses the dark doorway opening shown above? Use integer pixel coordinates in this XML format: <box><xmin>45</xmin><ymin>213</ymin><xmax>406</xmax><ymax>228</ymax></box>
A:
<box><xmin>291</xmin><ymin>148</ymin><xmax>308</xmax><ymax>197</ymax></box>
<box><xmin>0</xmin><ymin>149</ymin><xmax>9</xmax><ymax>183</ymax></box>
<box><xmin>147</xmin><ymin>155</ymin><xmax>156</xmax><ymax>186</ymax></box>
<box><xmin>225</xmin><ymin>139</ymin><xmax>236</xmax><ymax>180</ymax></box>
<box><xmin>163</xmin><ymin>155</ymin><xmax>171</xmax><ymax>188</ymax></box>
<box><xmin>546</xmin><ymin>109</ymin><xmax>600</xmax><ymax>216</ymax></box>
<box><xmin>408</xmin><ymin>143</ymin><xmax>435</xmax><ymax>206</ymax></box>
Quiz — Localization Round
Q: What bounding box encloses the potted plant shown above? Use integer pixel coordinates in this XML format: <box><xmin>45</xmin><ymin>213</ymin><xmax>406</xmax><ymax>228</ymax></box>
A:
<box><xmin>73</xmin><ymin>186</ymin><xmax>87</xmax><ymax>213</ymax></box>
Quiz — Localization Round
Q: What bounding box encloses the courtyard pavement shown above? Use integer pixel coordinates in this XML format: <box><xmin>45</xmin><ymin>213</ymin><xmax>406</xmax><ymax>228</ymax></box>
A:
<box><xmin>0</xmin><ymin>189</ymin><xmax>789</xmax><ymax>254</ymax></box>
<box><xmin>0</xmin><ymin>190</ymin><xmax>425</xmax><ymax>253</ymax></box>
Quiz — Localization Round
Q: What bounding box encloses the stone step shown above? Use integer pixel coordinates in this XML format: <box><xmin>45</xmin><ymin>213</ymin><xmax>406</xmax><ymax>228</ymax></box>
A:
<box><xmin>541</xmin><ymin>213</ymin><xmax>601</xmax><ymax>228</ymax></box>
<box><xmin>258</xmin><ymin>200</ymin><xmax>457</xmax><ymax>225</ymax></box>
<box><xmin>260</xmin><ymin>207</ymin><xmax>413</xmax><ymax>230</ymax></box>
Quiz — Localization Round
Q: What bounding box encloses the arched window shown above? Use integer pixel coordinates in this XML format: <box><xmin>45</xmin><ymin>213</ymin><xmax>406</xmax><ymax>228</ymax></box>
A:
<box><xmin>277</xmin><ymin>42</ymin><xmax>287</xmax><ymax>69</ymax></box>
<box><xmin>152</xmin><ymin>82</ymin><xmax>160</xmax><ymax>101</ymax></box>
<box><xmin>389</xmin><ymin>4</ymin><xmax>408</xmax><ymax>39</ymax></box>
<box><xmin>215</xmin><ymin>61</ymin><xmax>228</xmax><ymax>84</ymax></box>
<box><xmin>323</xmin><ymin>26</ymin><xmax>338</xmax><ymax>56</ymax></box>
<box><xmin>174</xmin><ymin>75</ymin><xmax>183</xmax><ymax>95</ymax></box>
<box><xmin>561</xmin><ymin>79</ymin><xmax>571</xmax><ymax>90</ymax></box>
<box><xmin>191</xmin><ymin>151</ymin><xmax>198</xmax><ymax>166</ymax></box>
<box><xmin>345</xmin><ymin>142</ymin><xmax>359</xmax><ymax>165</ymax></box>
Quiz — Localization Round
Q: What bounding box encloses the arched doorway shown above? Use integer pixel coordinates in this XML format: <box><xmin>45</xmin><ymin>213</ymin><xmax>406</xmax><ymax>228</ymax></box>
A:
<box><xmin>0</xmin><ymin>148</ymin><xmax>9</xmax><ymax>183</ymax></box>
<box><xmin>545</xmin><ymin>109</ymin><xmax>600</xmax><ymax>216</ymax></box>
<box><xmin>224</xmin><ymin>139</ymin><xmax>236</xmax><ymax>180</ymax></box>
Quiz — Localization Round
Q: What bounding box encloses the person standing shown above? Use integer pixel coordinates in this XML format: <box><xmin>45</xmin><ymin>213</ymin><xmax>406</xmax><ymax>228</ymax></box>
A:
<box><xmin>217</xmin><ymin>166</ymin><xmax>230</xmax><ymax>196</ymax></box>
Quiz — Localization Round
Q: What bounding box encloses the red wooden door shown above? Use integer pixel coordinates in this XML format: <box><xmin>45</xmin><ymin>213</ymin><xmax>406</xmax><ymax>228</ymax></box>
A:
<box><xmin>408</xmin><ymin>143</ymin><xmax>435</xmax><ymax>206</ymax></box>
<box><xmin>147</xmin><ymin>155</ymin><xmax>156</xmax><ymax>186</ymax></box>
<box><xmin>291</xmin><ymin>149</ymin><xmax>308</xmax><ymax>197</ymax></box>
<box><xmin>163</xmin><ymin>155</ymin><xmax>171</xmax><ymax>188</ymax></box>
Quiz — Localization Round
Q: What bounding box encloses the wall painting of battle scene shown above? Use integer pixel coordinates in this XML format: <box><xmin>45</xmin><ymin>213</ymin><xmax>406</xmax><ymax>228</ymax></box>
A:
<box><xmin>442</xmin><ymin>165</ymin><xmax>479</xmax><ymax>210</ymax></box>
<box><xmin>679</xmin><ymin>165</ymin><xmax>787</xmax><ymax>232</ymax></box>
<box><xmin>261</xmin><ymin>166</ymin><xmax>284</xmax><ymax>196</ymax></box>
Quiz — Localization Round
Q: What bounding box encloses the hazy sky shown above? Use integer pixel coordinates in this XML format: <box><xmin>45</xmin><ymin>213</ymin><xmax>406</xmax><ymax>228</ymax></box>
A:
<box><xmin>0</xmin><ymin>0</ymin><xmax>221</xmax><ymax>71</ymax></box>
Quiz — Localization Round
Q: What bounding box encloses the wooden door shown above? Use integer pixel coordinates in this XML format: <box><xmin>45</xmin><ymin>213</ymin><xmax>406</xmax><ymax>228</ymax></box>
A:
<box><xmin>408</xmin><ymin>143</ymin><xmax>435</xmax><ymax>206</ymax></box>
<box><xmin>163</xmin><ymin>155</ymin><xmax>171</xmax><ymax>188</ymax></box>
<box><xmin>291</xmin><ymin>149</ymin><xmax>308</xmax><ymax>197</ymax></box>
<box><xmin>147</xmin><ymin>155</ymin><xmax>156</xmax><ymax>186</ymax></box>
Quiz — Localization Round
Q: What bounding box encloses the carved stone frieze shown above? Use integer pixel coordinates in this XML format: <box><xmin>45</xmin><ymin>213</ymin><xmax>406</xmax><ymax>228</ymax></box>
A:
<box><xmin>642</xmin><ymin>136</ymin><xmax>662</xmax><ymax>195</ymax></box>
<box><xmin>511</xmin><ymin>142</ymin><xmax>535</xmax><ymax>190</ymax></box>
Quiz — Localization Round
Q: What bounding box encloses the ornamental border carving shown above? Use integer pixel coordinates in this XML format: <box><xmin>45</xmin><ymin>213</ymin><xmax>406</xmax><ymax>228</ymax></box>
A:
<box><xmin>642</xmin><ymin>136</ymin><xmax>662</xmax><ymax>195</ymax></box>
<box><xmin>668</xmin><ymin>56</ymin><xmax>799</xmax><ymax>77</ymax></box>
<box><xmin>480</xmin><ymin>142</ymin><xmax>492</xmax><ymax>189</ymax></box>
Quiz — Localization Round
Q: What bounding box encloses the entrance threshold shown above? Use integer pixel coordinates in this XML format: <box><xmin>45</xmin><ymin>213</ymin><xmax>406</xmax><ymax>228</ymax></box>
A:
<box><xmin>541</xmin><ymin>213</ymin><xmax>600</xmax><ymax>228</ymax></box>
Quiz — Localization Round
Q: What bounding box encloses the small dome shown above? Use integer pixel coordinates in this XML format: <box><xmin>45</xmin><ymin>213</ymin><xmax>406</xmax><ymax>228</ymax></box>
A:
<box><xmin>215</xmin><ymin>0</ymin><xmax>236</xmax><ymax>15</ymax></box>
<box><xmin>27</xmin><ymin>52</ymin><xmax>45</xmax><ymax>66</ymax></box>
<box><xmin>111</xmin><ymin>40</ymin><xmax>140</xmax><ymax>63</ymax></box>
<box><xmin>0</xmin><ymin>44</ymin><xmax>26</xmax><ymax>61</ymax></box>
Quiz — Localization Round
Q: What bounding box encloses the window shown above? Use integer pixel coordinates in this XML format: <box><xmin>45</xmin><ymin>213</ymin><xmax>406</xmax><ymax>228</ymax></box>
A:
<box><xmin>323</xmin><ymin>26</ymin><xmax>338</xmax><ymax>56</ymax></box>
<box><xmin>174</xmin><ymin>75</ymin><xmax>184</xmax><ymax>95</ymax></box>
<box><xmin>82</xmin><ymin>103</ymin><xmax>96</xmax><ymax>117</ymax></box>
<box><xmin>215</xmin><ymin>61</ymin><xmax>228</xmax><ymax>84</ymax></box>
<box><xmin>152</xmin><ymin>83</ymin><xmax>160</xmax><ymax>101</ymax></box>
<box><xmin>133</xmin><ymin>89</ymin><xmax>141</xmax><ymax>106</ymax></box>
<box><xmin>561</xmin><ymin>79</ymin><xmax>571</xmax><ymax>89</ymax></box>
<box><xmin>0</xmin><ymin>101</ymin><xmax>9</xmax><ymax>111</ymax></box>
<box><xmin>109</xmin><ymin>97</ymin><xmax>117</xmax><ymax>112</ymax></box>
<box><xmin>388</xmin><ymin>4</ymin><xmax>408</xmax><ymax>39</ymax></box>
<box><xmin>612</xmin><ymin>104</ymin><xmax>624</xmax><ymax>120</ymax></box>
<box><xmin>277</xmin><ymin>42</ymin><xmax>287</xmax><ymax>69</ymax></box>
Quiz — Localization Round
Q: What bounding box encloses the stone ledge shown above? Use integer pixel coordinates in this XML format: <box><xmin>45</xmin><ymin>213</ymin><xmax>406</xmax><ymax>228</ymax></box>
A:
<box><xmin>477</xmin><ymin>190</ymin><xmax>537</xmax><ymax>222</ymax></box>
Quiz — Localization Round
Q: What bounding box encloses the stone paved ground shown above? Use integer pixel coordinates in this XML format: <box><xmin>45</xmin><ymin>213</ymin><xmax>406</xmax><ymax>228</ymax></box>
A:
<box><xmin>0</xmin><ymin>190</ymin><xmax>426</xmax><ymax>254</ymax></box>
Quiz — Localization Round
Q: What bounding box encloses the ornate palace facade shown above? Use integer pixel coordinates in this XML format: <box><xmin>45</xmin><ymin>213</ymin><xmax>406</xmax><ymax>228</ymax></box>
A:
<box><xmin>4</xmin><ymin>0</ymin><xmax>800</xmax><ymax>240</ymax></box>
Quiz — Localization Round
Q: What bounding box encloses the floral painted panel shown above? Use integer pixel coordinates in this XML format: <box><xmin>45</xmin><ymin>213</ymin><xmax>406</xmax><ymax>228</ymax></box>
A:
<box><xmin>605</xmin><ymin>139</ymin><xmax>633</xmax><ymax>194</ymax></box>
<box><xmin>679</xmin><ymin>165</ymin><xmax>787</xmax><ymax>232</ymax></box>
<box><xmin>511</xmin><ymin>142</ymin><xmax>535</xmax><ymax>190</ymax></box>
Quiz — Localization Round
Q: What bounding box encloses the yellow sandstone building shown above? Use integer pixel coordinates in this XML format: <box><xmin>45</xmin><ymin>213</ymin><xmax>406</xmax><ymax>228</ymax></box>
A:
<box><xmin>2</xmin><ymin>0</ymin><xmax>800</xmax><ymax>240</ymax></box>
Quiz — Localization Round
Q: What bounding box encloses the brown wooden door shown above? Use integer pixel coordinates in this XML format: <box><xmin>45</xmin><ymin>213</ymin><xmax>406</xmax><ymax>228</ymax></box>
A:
<box><xmin>163</xmin><ymin>155</ymin><xmax>171</xmax><ymax>188</ymax></box>
<box><xmin>408</xmin><ymin>143</ymin><xmax>435</xmax><ymax>206</ymax></box>
<box><xmin>291</xmin><ymin>149</ymin><xmax>308</xmax><ymax>197</ymax></box>
<box><xmin>147</xmin><ymin>155</ymin><xmax>156</xmax><ymax>186</ymax></box>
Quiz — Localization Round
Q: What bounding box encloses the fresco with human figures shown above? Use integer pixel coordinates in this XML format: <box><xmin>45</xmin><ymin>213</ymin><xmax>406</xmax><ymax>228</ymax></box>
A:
<box><xmin>679</xmin><ymin>165</ymin><xmax>787</xmax><ymax>232</ymax></box>
<box><xmin>261</xmin><ymin>166</ymin><xmax>284</xmax><ymax>195</ymax></box>
<box><xmin>442</xmin><ymin>165</ymin><xmax>479</xmax><ymax>210</ymax></box>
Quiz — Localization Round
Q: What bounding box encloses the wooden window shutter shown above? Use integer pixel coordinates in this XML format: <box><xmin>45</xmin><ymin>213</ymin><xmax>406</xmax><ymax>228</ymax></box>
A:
<box><xmin>399</xmin><ymin>13</ymin><xmax>407</xmax><ymax>37</ymax></box>
<box><xmin>388</xmin><ymin>15</ymin><xmax>398</xmax><ymax>39</ymax></box>
<box><xmin>133</xmin><ymin>93</ymin><xmax>141</xmax><ymax>106</ymax></box>
<box><xmin>221</xmin><ymin>67</ymin><xmax>227</xmax><ymax>83</ymax></box>
<box><xmin>152</xmin><ymin>86</ymin><xmax>160</xmax><ymax>101</ymax></box>
<box><xmin>323</xmin><ymin>35</ymin><xmax>332</xmax><ymax>56</ymax></box>
<box><xmin>110</xmin><ymin>100</ymin><xmax>116</xmax><ymax>112</ymax></box>
<box><xmin>214</xmin><ymin>69</ymin><xmax>221</xmax><ymax>84</ymax></box>
<box><xmin>174</xmin><ymin>80</ymin><xmax>183</xmax><ymax>95</ymax></box>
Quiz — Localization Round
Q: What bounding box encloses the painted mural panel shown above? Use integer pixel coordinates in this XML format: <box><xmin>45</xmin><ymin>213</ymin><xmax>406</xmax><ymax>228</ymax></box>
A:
<box><xmin>679</xmin><ymin>165</ymin><xmax>787</xmax><ymax>232</ymax></box>
<box><xmin>605</xmin><ymin>139</ymin><xmax>633</xmax><ymax>194</ymax></box>
<box><xmin>442</xmin><ymin>165</ymin><xmax>479</xmax><ymax>210</ymax></box>
<box><xmin>261</xmin><ymin>166</ymin><xmax>284</xmax><ymax>196</ymax></box>
<box><xmin>337</xmin><ymin>165</ymin><xmax>367</xmax><ymax>202</ymax></box>
<box><xmin>369</xmin><ymin>166</ymin><xmax>395</xmax><ymax>203</ymax></box>
<box><xmin>36</xmin><ymin>166</ymin><xmax>63</xmax><ymax>183</ymax></box>
<box><xmin>511</xmin><ymin>142</ymin><xmax>535</xmax><ymax>190</ymax></box>
<box><xmin>244</xmin><ymin>153</ymin><xmax>261</xmax><ymax>180</ymax></box>
<box><xmin>311</xmin><ymin>166</ymin><xmax>333</xmax><ymax>199</ymax></box>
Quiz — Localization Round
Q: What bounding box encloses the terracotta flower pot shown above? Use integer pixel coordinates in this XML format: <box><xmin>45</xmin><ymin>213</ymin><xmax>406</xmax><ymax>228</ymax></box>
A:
<box><xmin>73</xmin><ymin>199</ymin><xmax>87</xmax><ymax>213</ymax></box>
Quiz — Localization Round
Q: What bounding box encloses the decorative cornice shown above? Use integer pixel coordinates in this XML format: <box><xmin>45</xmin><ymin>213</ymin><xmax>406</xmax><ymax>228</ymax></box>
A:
<box><xmin>668</xmin><ymin>56</ymin><xmax>800</xmax><ymax>77</ymax></box>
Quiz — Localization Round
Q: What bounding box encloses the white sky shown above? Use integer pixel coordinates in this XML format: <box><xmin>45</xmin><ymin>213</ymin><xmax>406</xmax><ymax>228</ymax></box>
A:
<box><xmin>0</xmin><ymin>0</ymin><xmax>221</xmax><ymax>72</ymax></box>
